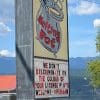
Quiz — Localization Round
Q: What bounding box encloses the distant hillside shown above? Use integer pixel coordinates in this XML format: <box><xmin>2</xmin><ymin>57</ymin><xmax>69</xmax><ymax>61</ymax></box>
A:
<box><xmin>0</xmin><ymin>57</ymin><xmax>16</xmax><ymax>74</ymax></box>
<box><xmin>69</xmin><ymin>57</ymin><xmax>96</xmax><ymax>77</ymax></box>
<box><xmin>0</xmin><ymin>56</ymin><xmax>96</xmax><ymax>74</ymax></box>
<box><xmin>69</xmin><ymin>57</ymin><xmax>95</xmax><ymax>69</ymax></box>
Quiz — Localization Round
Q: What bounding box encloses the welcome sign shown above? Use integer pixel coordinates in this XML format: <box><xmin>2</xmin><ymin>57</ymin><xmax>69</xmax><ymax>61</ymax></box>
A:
<box><xmin>33</xmin><ymin>0</ymin><xmax>69</xmax><ymax>99</ymax></box>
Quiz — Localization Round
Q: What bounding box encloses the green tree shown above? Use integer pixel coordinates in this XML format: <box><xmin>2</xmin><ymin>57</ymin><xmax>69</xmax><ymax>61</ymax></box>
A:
<box><xmin>87</xmin><ymin>27</ymin><xmax>100</xmax><ymax>88</ymax></box>
<box><xmin>96</xmin><ymin>30</ymin><xmax>100</xmax><ymax>52</ymax></box>
<box><xmin>87</xmin><ymin>60</ymin><xmax>100</xmax><ymax>88</ymax></box>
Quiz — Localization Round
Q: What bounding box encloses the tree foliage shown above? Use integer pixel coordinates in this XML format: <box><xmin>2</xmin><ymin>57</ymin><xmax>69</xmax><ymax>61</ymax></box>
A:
<box><xmin>87</xmin><ymin>60</ymin><xmax>100</xmax><ymax>88</ymax></box>
<box><xmin>87</xmin><ymin>27</ymin><xmax>100</xmax><ymax>88</ymax></box>
<box><xmin>96</xmin><ymin>29</ymin><xmax>100</xmax><ymax>52</ymax></box>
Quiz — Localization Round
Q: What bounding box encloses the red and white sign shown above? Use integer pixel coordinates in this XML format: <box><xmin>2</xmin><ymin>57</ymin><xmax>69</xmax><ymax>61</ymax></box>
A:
<box><xmin>33</xmin><ymin>0</ymin><xmax>69</xmax><ymax>99</ymax></box>
<box><xmin>34</xmin><ymin>58</ymin><xmax>69</xmax><ymax>99</ymax></box>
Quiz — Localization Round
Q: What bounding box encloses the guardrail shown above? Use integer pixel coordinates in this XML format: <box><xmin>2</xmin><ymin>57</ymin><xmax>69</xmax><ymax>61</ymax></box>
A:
<box><xmin>0</xmin><ymin>93</ymin><xmax>16</xmax><ymax>100</ymax></box>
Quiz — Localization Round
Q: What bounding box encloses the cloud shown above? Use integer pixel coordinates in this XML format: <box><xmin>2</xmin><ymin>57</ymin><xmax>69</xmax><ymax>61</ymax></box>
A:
<box><xmin>0</xmin><ymin>0</ymin><xmax>14</xmax><ymax>24</ymax></box>
<box><xmin>69</xmin><ymin>1</ymin><xmax>100</xmax><ymax>15</ymax></box>
<box><xmin>0</xmin><ymin>22</ymin><xmax>11</xmax><ymax>34</ymax></box>
<box><xmin>93</xmin><ymin>19</ymin><xmax>100</xmax><ymax>28</ymax></box>
<box><xmin>0</xmin><ymin>50</ymin><xmax>15</xmax><ymax>57</ymax></box>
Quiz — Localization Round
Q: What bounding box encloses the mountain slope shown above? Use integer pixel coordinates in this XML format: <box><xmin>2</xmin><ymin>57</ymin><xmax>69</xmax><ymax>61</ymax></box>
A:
<box><xmin>69</xmin><ymin>57</ymin><xmax>95</xmax><ymax>69</ymax></box>
<box><xmin>0</xmin><ymin>57</ymin><xmax>16</xmax><ymax>74</ymax></box>
<box><xmin>0</xmin><ymin>57</ymin><xmax>95</xmax><ymax>74</ymax></box>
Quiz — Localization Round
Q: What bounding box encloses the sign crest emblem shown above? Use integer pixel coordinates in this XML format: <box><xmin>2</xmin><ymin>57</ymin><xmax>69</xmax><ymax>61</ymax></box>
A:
<box><xmin>36</xmin><ymin>0</ymin><xmax>64</xmax><ymax>56</ymax></box>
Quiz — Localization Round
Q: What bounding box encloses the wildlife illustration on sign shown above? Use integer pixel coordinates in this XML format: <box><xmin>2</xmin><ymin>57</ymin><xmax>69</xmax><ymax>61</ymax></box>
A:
<box><xmin>36</xmin><ymin>0</ymin><xmax>64</xmax><ymax>57</ymax></box>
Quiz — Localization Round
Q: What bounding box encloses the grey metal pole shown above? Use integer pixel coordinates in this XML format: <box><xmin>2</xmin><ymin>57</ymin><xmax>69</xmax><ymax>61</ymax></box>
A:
<box><xmin>16</xmin><ymin>0</ymin><xmax>34</xmax><ymax>99</ymax></box>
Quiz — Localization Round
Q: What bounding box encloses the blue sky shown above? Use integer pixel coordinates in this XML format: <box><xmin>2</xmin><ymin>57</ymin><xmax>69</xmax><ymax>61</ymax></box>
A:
<box><xmin>0</xmin><ymin>0</ymin><xmax>100</xmax><ymax>57</ymax></box>
<box><xmin>68</xmin><ymin>0</ymin><xmax>100</xmax><ymax>57</ymax></box>
<box><xmin>0</xmin><ymin>0</ymin><xmax>15</xmax><ymax>57</ymax></box>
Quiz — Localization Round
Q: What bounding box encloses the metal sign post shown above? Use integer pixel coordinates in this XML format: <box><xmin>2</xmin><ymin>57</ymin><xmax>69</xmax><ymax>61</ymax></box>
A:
<box><xmin>16</xmin><ymin>0</ymin><xmax>34</xmax><ymax>99</ymax></box>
